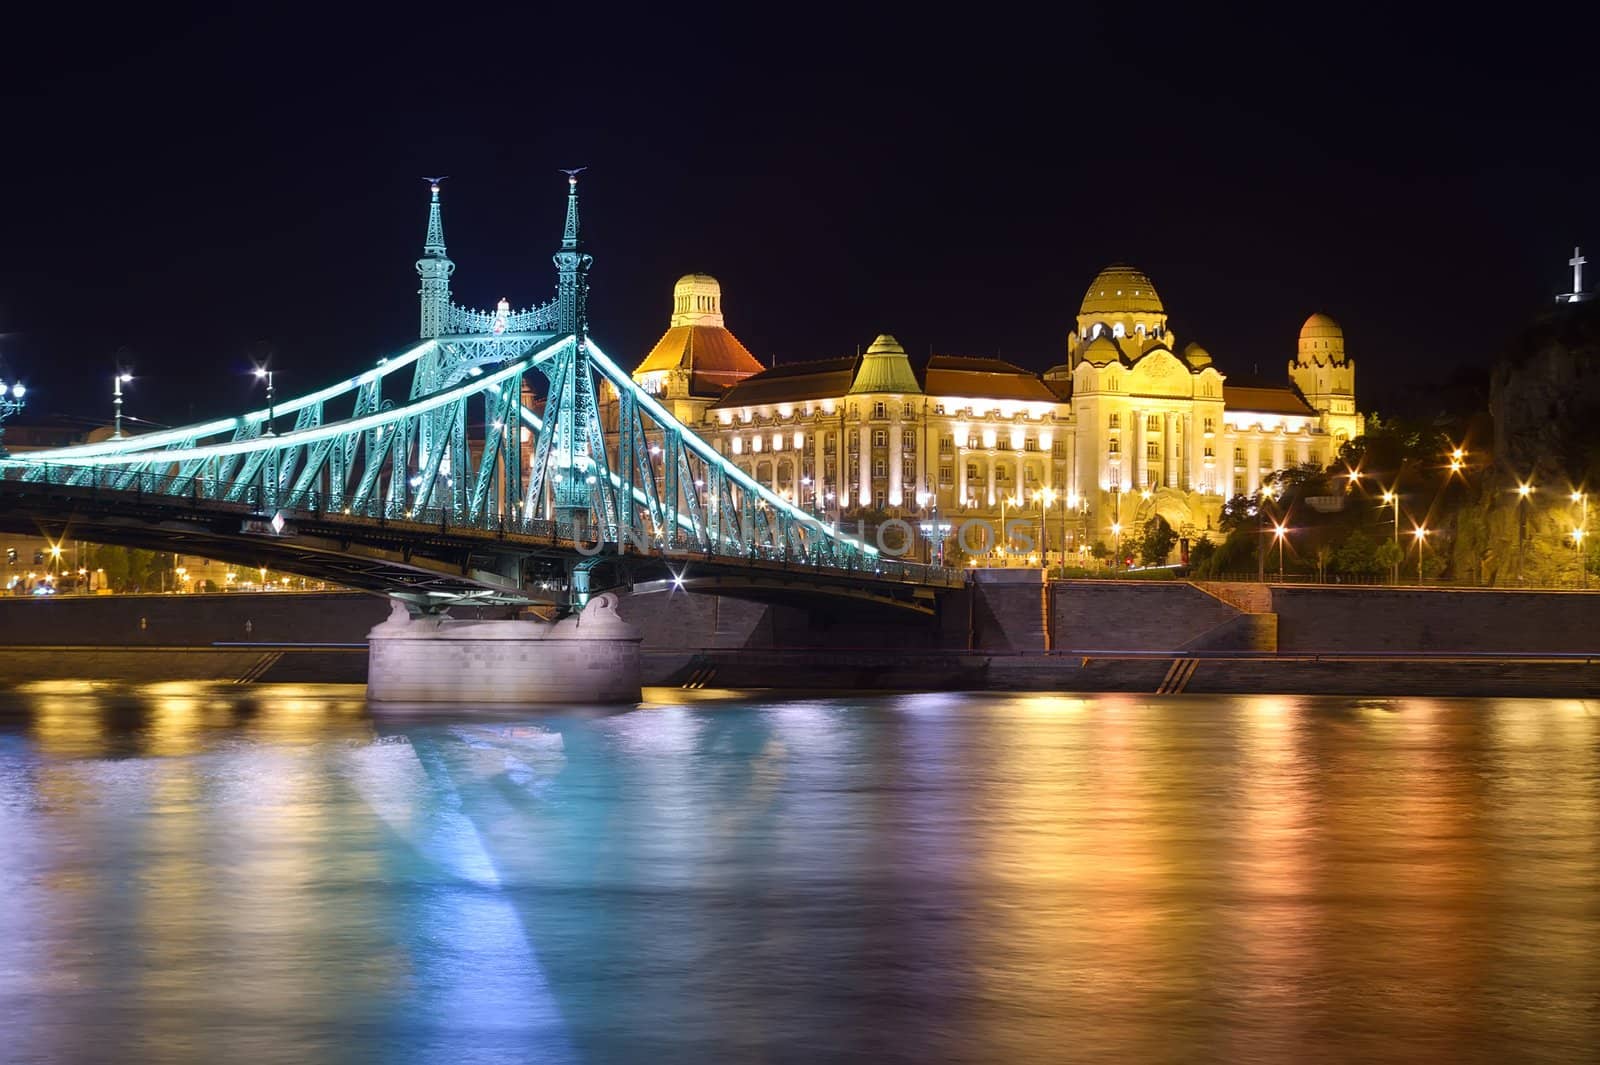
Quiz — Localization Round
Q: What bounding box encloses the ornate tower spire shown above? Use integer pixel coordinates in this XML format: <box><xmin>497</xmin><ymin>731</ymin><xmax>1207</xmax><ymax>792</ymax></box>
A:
<box><xmin>416</xmin><ymin>178</ymin><xmax>456</xmax><ymax>338</ymax></box>
<box><xmin>553</xmin><ymin>169</ymin><xmax>593</xmax><ymax>336</ymax></box>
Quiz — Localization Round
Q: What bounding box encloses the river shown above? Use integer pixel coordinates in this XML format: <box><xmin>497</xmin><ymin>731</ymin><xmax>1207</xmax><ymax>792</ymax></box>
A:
<box><xmin>1</xmin><ymin>684</ymin><xmax>1596</xmax><ymax>1063</ymax></box>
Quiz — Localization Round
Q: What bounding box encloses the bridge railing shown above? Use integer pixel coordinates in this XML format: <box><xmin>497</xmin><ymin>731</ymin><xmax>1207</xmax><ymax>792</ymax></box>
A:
<box><xmin>2</xmin><ymin>461</ymin><xmax>966</xmax><ymax>587</ymax></box>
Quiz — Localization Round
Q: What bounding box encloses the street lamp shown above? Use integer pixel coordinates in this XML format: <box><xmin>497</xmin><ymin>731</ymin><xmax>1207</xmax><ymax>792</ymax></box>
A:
<box><xmin>1257</xmin><ymin>484</ymin><xmax>1278</xmax><ymax>584</ymax></box>
<box><xmin>1381</xmin><ymin>488</ymin><xmax>1401</xmax><ymax>584</ymax></box>
<box><xmin>1413</xmin><ymin>525</ymin><xmax>1428</xmax><ymax>584</ymax></box>
<box><xmin>112</xmin><ymin>368</ymin><xmax>133</xmax><ymax>438</ymax></box>
<box><xmin>1033</xmin><ymin>487</ymin><xmax>1055</xmax><ymax>569</ymax></box>
<box><xmin>1516</xmin><ymin>480</ymin><xmax>1534</xmax><ymax>583</ymax></box>
<box><xmin>1273</xmin><ymin>521</ymin><xmax>1288</xmax><ymax>579</ymax></box>
<box><xmin>0</xmin><ymin>378</ymin><xmax>26</xmax><ymax>457</ymax></box>
<box><xmin>1110</xmin><ymin>521</ymin><xmax>1122</xmax><ymax>573</ymax></box>
<box><xmin>254</xmin><ymin>366</ymin><xmax>276</xmax><ymax>436</ymax></box>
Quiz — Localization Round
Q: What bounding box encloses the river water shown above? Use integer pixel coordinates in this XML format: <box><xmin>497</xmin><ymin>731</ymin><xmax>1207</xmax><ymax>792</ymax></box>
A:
<box><xmin>0</xmin><ymin>685</ymin><xmax>1596</xmax><ymax>1064</ymax></box>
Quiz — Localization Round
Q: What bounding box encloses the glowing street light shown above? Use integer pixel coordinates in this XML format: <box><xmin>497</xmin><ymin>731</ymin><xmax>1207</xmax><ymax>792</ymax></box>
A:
<box><xmin>1381</xmin><ymin>488</ymin><xmax>1401</xmax><ymax>584</ymax></box>
<box><xmin>1413</xmin><ymin>525</ymin><xmax>1429</xmax><ymax>584</ymax></box>
<box><xmin>112</xmin><ymin>368</ymin><xmax>134</xmax><ymax>438</ymax></box>
<box><xmin>1273</xmin><ymin>520</ymin><xmax>1288</xmax><ymax>578</ymax></box>
<box><xmin>254</xmin><ymin>365</ymin><xmax>277</xmax><ymax>436</ymax></box>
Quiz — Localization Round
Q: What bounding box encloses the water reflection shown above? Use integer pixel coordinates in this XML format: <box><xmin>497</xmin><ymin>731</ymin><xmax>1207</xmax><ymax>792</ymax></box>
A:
<box><xmin>0</xmin><ymin>686</ymin><xmax>1596</xmax><ymax>1063</ymax></box>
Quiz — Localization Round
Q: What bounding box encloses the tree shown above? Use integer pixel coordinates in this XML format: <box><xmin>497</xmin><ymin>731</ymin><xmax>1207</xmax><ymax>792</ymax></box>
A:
<box><xmin>1188</xmin><ymin>535</ymin><xmax>1217</xmax><ymax>574</ymax></box>
<box><xmin>1137</xmin><ymin>515</ymin><xmax>1177</xmax><ymax>566</ymax></box>
<box><xmin>1374</xmin><ymin>538</ymin><xmax>1405</xmax><ymax>576</ymax></box>
<box><xmin>1219</xmin><ymin>494</ymin><xmax>1256</xmax><ymax>533</ymax></box>
<box><xmin>1333</xmin><ymin>532</ymin><xmax>1381</xmax><ymax>575</ymax></box>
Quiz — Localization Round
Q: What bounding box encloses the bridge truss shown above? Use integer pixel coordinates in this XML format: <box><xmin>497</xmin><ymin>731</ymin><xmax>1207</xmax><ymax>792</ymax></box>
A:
<box><xmin>0</xmin><ymin>176</ymin><xmax>960</xmax><ymax>612</ymax></box>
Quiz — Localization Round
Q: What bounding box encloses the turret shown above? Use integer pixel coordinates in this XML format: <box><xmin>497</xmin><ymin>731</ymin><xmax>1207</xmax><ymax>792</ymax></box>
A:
<box><xmin>415</xmin><ymin>179</ymin><xmax>455</xmax><ymax>338</ymax></box>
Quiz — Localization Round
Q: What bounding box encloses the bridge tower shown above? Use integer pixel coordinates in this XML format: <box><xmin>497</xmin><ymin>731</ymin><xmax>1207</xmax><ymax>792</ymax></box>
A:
<box><xmin>416</xmin><ymin>180</ymin><xmax>455</xmax><ymax>338</ymax></box>
<box><xmin>550</xmin><ymin>171</ymin><xmax>602</xmax><ymax>526</ymax></box>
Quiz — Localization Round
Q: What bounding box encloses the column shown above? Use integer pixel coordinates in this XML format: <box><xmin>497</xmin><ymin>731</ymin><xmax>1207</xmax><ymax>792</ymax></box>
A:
<box><xmin>1271</xmin><ymin>434</ymin><xmax>1285</xmax><ymax>475</ymax></box>
<box><xmin>812</xmin><ymin>427</ymin><xmax>825</xmax><ymax>510</ymax></box>
<box><xmin>1163</xmin><ymin>411</ymin><xmax>1175</xmax><ymax>487</ymax></box>
<box><xmin>1296</xmin><ymin>436</ymin><xmax>1309</xmax><ymax>466</ymax></box>
<box><xmin>1133</xmin><ymin>409</ymin><xmax>1145</xmax><ymax>490</ymax></box>
<box><xmin>889</xmin><ymin>412</ymin><xmax>903</xmax><ymax>505</ymax></box>
<box><xmin>1181</xmin><ymin>413</ymin><xmax>1194</xmax><ymax>490</ymax></box>
<box><xmin>957</xmin><ymin>444</ymin><xmax>968</xmax><ymax>506</ymax></box>
<box><xmin>1247</xmin><ymin>434</ymin><xmax>1261</xmax><ymax>495</ymax></box>
<box><xmin>858</xmin><ymin>424</ymin><xmax>871</xmax><ymax>506</ymax></box>
<box><xmin>986</xmin><ymin>458</ymin><xmax>996</xmax><ymax>507</ymax></box>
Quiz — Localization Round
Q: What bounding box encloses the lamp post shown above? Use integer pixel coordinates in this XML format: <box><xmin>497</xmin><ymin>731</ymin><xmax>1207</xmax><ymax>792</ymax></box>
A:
<box><xmin>1381</xmin><ymin>488</ymin><xmax>1401</xmax><ymax>585</ymax></box>
<box><xmin>1413</xmin><ymin>526</ymin><xmax>1428</xmax><ymax>584</ymax></box>
<box><xmin>1111</xmin><ymin>520</ymin><xmax>1122</xmax><ymax>574</ymax></box>
<box><xmin>0</xmin><ymin>378</ymin><xmax>25</xmax><ymax>457</ymax></box>
<box><xmin>254</xmin><ymin>366</ymin><xmax>276</xmax><ymax>436</ymax></box>
<box><xmin>1033</xmin><ymin>487</ymin><xmax>1055</xmax><ymax>570</ymax></box>
<box><xmin>1257</xmin><ymin>485</ymin><xmax>1278</xmax><ymax>584</ymax></box>
<box><xmin>1273</xmin><ymin>521</ymin><xmax>1288</xmax><ymax>579</ymax></box>
<box><xmin>112</xmin><ymin>368</ymin><xmax>133</xmax><ymax>439</ymax></box>
<box><xmin>1572</xmin><ymin>490</ymin><xmax>1589</xmax><ymax>588</ymax></box>
<box><xmin>1516</xmin><ymin>481</ymin><xmax>1534</xmax><ymax>584</ymax></box>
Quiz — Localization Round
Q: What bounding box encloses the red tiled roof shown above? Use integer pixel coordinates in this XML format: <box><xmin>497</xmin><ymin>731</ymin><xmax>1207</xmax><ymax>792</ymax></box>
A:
<box><xmin>1222</xmin><ymin>384</ymin><xmax>1318</xmax><ymax>417</ymax></box>
<box><xmin>634</xmin><ymin>325</ymin><xmax>766</xmax><ymax>397</ymax></box>
<box><xmin>920</xmin><ymin>355</ymin><xmax>1061</xmax><ymax>403</ymax></box>
<box><xmin>708</xmin><ymin>357</ymin><xmax>859</xmax><ymax>409</ymax></box>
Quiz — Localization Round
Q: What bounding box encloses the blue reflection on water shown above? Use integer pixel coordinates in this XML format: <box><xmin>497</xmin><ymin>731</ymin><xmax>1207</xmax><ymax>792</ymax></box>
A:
<box><xmin>0</xmin><ymin>686</ymin><xmax>1597</xmax><ymax>1064</ymax></box>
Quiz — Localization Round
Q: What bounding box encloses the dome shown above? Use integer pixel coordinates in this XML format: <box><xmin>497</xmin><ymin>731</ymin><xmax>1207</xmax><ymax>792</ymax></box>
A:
<box><xmin>1080</xmin><ymin>264</ymin><xmax>1164</xmax><ymax>317</ymax></box>
<box><xmin>1297</xmin><ymin>312</ymin><xmax>1345</xmax><ymax>361</ymax></box>
<box><xmin>1080</xmin><ymin>333</ymin><xmax>1122</xmax><ymax>366</ymax></box>
<box><xmin>848</xmin><ymin>333</ymin><xmax>922</xmax><ymax>395</ymax></box>
<box><xmin>671</xmin><ymin>274</ymin><xmax>724</xmax><ymax>327</ymax></box>
<box><xmin>1182</xmin><ymin>342</ymin><xmax>1213</xmax><ymax>368</ymax></box>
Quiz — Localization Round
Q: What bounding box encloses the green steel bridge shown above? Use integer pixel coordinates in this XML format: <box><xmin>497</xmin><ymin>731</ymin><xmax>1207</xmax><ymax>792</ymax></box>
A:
<box><xmin>0</xmin><ymin>176</ymin><xmax>962</xmax><ymax>615</ymax></box>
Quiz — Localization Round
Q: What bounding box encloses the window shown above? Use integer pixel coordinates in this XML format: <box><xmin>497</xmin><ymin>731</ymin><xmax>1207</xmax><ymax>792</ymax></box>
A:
<box><xmin>1147</xmin><ymin>442</ymin><xmax>1159</xmax><ymax>460</ymax></box>
<box><xmin>1204</xmin><ymin>446</ymin><xmax>1215</xmax><ymax>459</ymax></box>
<box><xmin>939</xmin><ymin>465</ymin><xmax>953</xmax><ymax>486</ymax></box>
<box><xmin>873</xmin><ymin>401</ymin><xmax>886</xmax><ymax>419</ymax></box>
<box><xmin>1024</xmin><ymin>438</ymin><xmax>1038</xmax><ymax>452</ymax></box>
<box><xmin>996</xmin><ymin>466</ymin><xmax>1011</xmax><ymax>481</ymax></box>
<box><xmin>1135</xmin><ymin>324</ymin><xmax>1145</xmax><ymax>337</ymax></box>
<box><xmin>875</xmin><ymin>491</ymin><xmax>887</xmax><ymax>509</ymax></box>
<box><xmin>902</xmin><ymin>429</ymin><xmax>915</xmax><ymax>452</ymax></box>
<box><xmin>1147</xmin><ymin>414</ymin><xmax>1161</xmax><ymax>431</ymax></box>
<box><xmin>873</xmin><ymin>429</ymin><xmax>888</xmax><ymax>448</ymax></box>
<box><xmin>1112</xmin><ymin>322</ymin><xmax>1126</xmax><ymax>338</ymax></box>
<box><xmin>848</xmin><ymin>435</ymin><xmax>859</xmax><ymax>453</ymax></box>
<box><xmin>939</xmin><ymin>436</ymin><xmax>954</xmax><ymax>454</ymax></box>
<box><xmin>1234</xmin><ymin>475</ymin><xmax>1246</xmax><ymax>494</ymax></box>
<box><xmin>903</xmin><ymin>457</ymin><xmax>915</xmax><ymax>480</ymax></box>
<box><xmin>1203</xmin><ymin>417</ymin><xmax>1214</xmax><ymax>434</ymax></box>
<box><xmin>1109</xmin><ymin>439</ymin><xmax>1120</xmax><ymax>454</ymax></box>
<box><xmin>933</xmin><ymin>403</ymin><xmax>946</xmax><ymax>415</ymax></box>
<box><xmin>823</xmin><ymin>435</ymin><xmax>835</xmax><ymax>454</ymax></box>
<box><xmin>903</xmin><ymin>403</ymin><xmax>914</xmax><ymax>418</ymax></box>
<box><xmin>873</xmin><ymin>458</ymin><xmax>887</xmax><ymax>477</ymax></box>
<box><xmin>1052</xmin><ymin>440</ymin><xmax>1067</xmax><ymax>457</ymax></box>
<box><xmin>1233</xmin><ymin>447</ymin><xmax>1244</xmax><ymax>464</ymax></box>
<box><xmin>966</xmin><ymin>462</ymin><xmax>979</xmax><ymax>480</ymax></box>
<box><xmin>967</xmin><ymin>435</ymin><xmax>980</xmax><ymax>450</ymax></box>
<box><xmin>1108</xmin><ymin>413</ymin><xmax>1120</xmax><ymax>429</ymax></box>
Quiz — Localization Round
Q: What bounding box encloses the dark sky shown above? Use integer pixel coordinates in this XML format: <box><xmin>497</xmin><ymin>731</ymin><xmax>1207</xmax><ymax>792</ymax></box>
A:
<box><xmin>1</xmin><ymin>7</ymin><xmax>1593</xmax><ymax>431</ymax></box>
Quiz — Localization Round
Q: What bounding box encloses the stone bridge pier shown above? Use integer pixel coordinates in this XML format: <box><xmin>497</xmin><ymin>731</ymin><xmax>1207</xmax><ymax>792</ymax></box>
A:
<box><xmin>366</xmin><ymin>592</ymin><xmax>642</xmax><ymax>704</ymax></box>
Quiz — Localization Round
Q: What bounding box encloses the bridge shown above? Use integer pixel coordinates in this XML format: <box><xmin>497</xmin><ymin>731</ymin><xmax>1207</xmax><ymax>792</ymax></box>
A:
<box><xmin>0</xmin><ymin>174</ymin><xmax>963</xmax><ymax>702</ymax></box>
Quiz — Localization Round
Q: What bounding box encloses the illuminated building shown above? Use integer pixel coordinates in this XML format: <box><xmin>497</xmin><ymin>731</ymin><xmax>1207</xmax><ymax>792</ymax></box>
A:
<box><xmin>628</xmin><ymin>263</ymin><xmax>1365</xmax><ymax>561</ymax></box>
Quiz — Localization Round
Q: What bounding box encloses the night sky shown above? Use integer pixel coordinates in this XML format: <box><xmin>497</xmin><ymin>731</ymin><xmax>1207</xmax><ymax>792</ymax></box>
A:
<box><xmin>1</xmin><ymin>8</ymin><xmax>1593</xmax><ymax>432</ymax></box>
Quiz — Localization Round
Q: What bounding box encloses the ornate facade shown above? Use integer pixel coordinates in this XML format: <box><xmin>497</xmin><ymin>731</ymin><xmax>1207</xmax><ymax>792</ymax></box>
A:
<box><xmin>632</xmin><ymin>265</ymin><xmax>1363</xmax><ymax>561</ymax></box>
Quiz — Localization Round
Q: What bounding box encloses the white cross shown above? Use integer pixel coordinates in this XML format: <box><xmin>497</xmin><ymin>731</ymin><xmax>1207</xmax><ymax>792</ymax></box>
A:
<box><xmin>1572</xmin><ymin>246</ymin><xmax>1587</xmax><ymax>295</ymax></box>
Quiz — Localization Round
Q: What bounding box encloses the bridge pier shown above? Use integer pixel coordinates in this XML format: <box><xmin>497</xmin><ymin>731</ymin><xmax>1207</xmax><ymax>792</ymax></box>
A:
<box><xmin>366</xmin><ymin>593</ymin><xmax>641</xmax><ymax>704</ymax></box>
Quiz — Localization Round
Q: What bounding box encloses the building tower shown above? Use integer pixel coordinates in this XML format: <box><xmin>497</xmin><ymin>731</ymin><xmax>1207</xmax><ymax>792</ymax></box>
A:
<box><xmin>416</xmin><ymin>180</ymin><xmax>455</xmax><ymax>339</ymax></box>
<box><xmin>1288</xmin><ymin>313</ymin><xmax>1361</xmax><ymax>443</ymax></box>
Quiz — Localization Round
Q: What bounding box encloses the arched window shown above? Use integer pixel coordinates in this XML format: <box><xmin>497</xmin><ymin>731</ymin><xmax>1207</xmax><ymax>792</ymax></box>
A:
<box><xmin>1112</xmin><ymin>323</ymin><xmax>1125</xmax><ymax>338</ymax></box>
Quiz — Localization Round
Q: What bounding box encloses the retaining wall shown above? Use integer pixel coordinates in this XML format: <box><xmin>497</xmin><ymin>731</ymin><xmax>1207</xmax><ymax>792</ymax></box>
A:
<box><xmin>1270</xmin><ymin>586</ymin><xmax>1600</xmax><ymax>654</ymax></box>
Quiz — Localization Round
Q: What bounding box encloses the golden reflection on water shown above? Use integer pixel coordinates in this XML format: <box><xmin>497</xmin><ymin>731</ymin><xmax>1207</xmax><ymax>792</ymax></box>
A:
<box><xmin>1</xmin><ymin>689</ymin><xmax>1598</xmax><ymax>1063</ymax></box>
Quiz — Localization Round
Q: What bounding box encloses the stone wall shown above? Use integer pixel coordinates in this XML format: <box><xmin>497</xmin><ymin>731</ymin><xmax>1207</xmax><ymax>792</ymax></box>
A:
<box><xmin>1051</xmin><ymin>580</ymin><xmax>1245</xmax><ymax>652</ymax></box>
<box><xmin>1270</xmin><ymin>585</ymin><xmax>1600</xmax><ymax>653</ymax></box>
<box><xmin>0</xmin><ymin>591</ymin><xmax>392</xmax><ymax>647</ymax></box>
